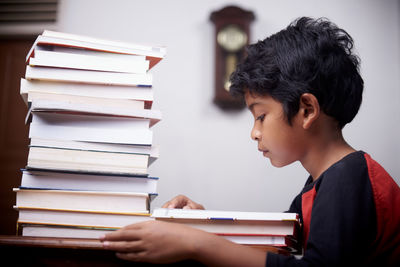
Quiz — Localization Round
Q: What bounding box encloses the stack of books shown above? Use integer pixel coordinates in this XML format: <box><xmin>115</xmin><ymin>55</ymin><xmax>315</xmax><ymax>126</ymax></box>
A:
<box><xmin>152</xmin><ymin>208</ymin><xmax>301</xmax><ymax>253</ymax></box>
<box><xmin>14</xmin><ymin>30</ymin><xmax>166</xmax><ymax>238</ymax></box>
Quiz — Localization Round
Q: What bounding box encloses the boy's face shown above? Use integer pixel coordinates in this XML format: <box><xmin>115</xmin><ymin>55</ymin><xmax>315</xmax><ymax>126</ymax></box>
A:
<box><xmin>245</xmin><ymin>91</ymin><xmax>307</xmax><ymax>167</ymax></box>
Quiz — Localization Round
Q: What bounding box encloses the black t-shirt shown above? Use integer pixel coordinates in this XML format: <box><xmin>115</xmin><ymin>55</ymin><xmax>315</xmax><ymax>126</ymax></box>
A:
<box><xmin>266</xmin><ymin>151</ymin><xmax>400</xmax><ymax>267</ymax></box>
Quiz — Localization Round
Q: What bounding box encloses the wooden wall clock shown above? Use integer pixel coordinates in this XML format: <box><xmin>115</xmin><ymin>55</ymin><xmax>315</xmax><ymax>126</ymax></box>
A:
<box><xmin>210</xmin><ymin>6</ymin><xmax>255</xmax><ymax>110</ymax></box>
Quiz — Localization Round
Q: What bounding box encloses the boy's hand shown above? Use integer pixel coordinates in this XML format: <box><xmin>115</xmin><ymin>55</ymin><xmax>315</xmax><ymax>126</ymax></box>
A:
<box><xmin>101</xmin><ymin>220</ymin><xmax>268</xmax><ymax>266</ymax></box>
<box><xmin>162</xmin><ymin>194</ymin><xmax>205</xmax><ymax>209</ymax></box>
<box><xmin>100</xmin><ymin>220</ymin><xmax>201</xmax><ymax>263</ymax></box>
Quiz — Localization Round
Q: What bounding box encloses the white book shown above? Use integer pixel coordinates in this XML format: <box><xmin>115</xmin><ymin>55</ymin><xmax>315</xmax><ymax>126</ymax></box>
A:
<box><xmin>20</xmin><ymin>169</ymin><xmax>158</xmax><ymax>193</ymax></box>
<box><xmin>17</xmin><ymin>207</ymin><xmax>153</xmax><ymax>229</ymax></box>
<box><xmin>152</xmin><ymin>208</ymin><xmax>298</xmax><ymax>221</ymax></box>
<box><xmin>41</xmin><ymin>30</ymin><xmax>156</xmax><ymax>52</ymax></box>
<box><xmin>30</xmin><ymin>137</ymin><xmax>159</xmax><ymax>163</ymax></box>
<box><xmin>14</xmin><ymin>188</ymin><xmax>151</xmax><ymax>213</ymax></box>
<box><xmin>21</xmin><ymin>224</ymin><xmax>117</xmax><ymax>239</ymax></box>
<box><xmin>218</xmin><ymin>234</ymin><xmax>287</xmax><ymax>245</ymax></box>
<box><xmin>28</xmin><ymin>97</ymin><xmax>161</xmax><ymax>127</ymax></box>
<box><xmin>29</xmin><ymin>49</ymin><xmax>150</xmax><ymax>74</ymax></box>
<box><xmin>20</xmin><ymin>225</ymin><xmax>287</xmax><ymax>245</ymax></box>
<box><xmin>27</xmin><ymin>31</ymin><xmax>166</xmax><ymax>69</ymax></box>
<box><xmin>25</xmin><ymin>66</ymin><xmax>153</xmax><ymax>86</ymax></box>
<box><xmin>28</xmin><ymin>112</ymin><xmax>153</xmax><ymax>145</ymax></box>
<box><xmin>152</xmin><ymin>208</ymin><xmax>298</xmax><ymax>236</ymax></box>
<box><xmin>28</xmin><ymin>91</ymin><xmax>145</xmax><ymax>110</ymax></box>
<box><xmin>20</xmin><ymin>79</ymin><xmax>154</xmax><ymax>107</ymax></box>
<box><xmin>27</xmin><ymin>146</ymin><xmax>149</xmax><ymax>176</ymax></box>
<box><xmin>43</xmin><ymin>45</ymin><xmax>148</xmax><ymax>60</ymax></box>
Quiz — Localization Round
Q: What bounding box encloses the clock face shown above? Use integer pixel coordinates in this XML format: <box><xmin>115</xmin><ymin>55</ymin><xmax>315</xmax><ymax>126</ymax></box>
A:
<box><xmin>217</xmin><ymin>25</ymin><xmax>248</xmax><ymax>52</ymax></box>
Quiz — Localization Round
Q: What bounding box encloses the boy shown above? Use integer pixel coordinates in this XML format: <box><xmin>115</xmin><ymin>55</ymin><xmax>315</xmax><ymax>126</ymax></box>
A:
<box><xmin>101</xmin><ymin>17</ymin><xmax>400</xmax><ymax>266</ymax></box>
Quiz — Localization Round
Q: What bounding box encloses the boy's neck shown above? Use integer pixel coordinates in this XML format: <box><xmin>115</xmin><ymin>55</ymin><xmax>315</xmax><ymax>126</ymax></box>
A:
<box><xmin>301</xmin><ymin>130</ymin><xmax>356</xmax><ymax>181</ymax></box>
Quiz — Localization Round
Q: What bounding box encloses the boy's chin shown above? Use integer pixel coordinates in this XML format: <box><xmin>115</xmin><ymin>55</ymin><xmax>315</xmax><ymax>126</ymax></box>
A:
<box><xmin>268</xmin><ymin>158</ymin><xmax>293</xmax><ymax>168</ymax></box>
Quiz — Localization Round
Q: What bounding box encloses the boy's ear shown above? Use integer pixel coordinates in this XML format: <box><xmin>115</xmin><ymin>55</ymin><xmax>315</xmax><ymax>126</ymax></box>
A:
<box><xmin>299</xmin><ymin>93</ymin><xmax>320</xmax><ymax>129</ymax></box>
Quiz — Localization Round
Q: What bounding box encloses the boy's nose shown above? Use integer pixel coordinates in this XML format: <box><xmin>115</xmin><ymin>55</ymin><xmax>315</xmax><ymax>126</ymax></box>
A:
<box><xmin>251</xmin><ymin>127</ymin><xmax>261</xmax><ymax>141</ymax></box>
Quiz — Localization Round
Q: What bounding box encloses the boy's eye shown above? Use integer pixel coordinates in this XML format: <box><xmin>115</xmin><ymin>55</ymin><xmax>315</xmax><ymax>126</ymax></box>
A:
<box><xmin>256</xmin><ymin>114</ymin><xmax>265</xmax><ymax>122</ymax></box>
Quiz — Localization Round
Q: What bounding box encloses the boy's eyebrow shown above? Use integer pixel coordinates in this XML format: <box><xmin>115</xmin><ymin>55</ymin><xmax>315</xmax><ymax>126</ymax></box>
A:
<box><xmin>248</xmin><ymin>102</ymin><xmax>259</xmax><ymax>112</ymax></box>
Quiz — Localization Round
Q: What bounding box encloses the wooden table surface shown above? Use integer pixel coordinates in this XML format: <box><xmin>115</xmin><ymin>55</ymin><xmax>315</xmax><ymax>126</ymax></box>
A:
<box><xmin>0</xmin><ymin>235</ymin><xmax>290</xmax><ymax>266</ymax></box>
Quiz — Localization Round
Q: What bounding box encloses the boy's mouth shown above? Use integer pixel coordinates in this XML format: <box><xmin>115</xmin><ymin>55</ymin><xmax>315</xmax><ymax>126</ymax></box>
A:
<box><xmin>258</xmin><ymin>148</ymin><xmax>269</xmax><ymax>155</ymax></box>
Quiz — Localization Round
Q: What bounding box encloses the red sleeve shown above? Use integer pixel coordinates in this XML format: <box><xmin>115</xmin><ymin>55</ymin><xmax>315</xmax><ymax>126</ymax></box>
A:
<box><xmin>364</xmin><ymin>153</ymin><xmax>400</xmax><ymax>264</ymax></box>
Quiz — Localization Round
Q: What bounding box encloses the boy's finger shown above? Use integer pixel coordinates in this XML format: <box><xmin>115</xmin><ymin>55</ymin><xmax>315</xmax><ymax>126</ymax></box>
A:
<box><xmin>121</xmin><ymin>222</ymin><xmax>145</xmax><ymax>230</ymax></box>
<box><xmin>183</xmin><ymin>201</ymin><xmax>204</xmax><ymax>210</ymax></box>
<box><xmin>161</xmin><ymin>201</ymin><xmax>171</xmax><ymax>208</ymax></box>
<box><xmin>164</xmin><ymin>195</ymin><xmax>188</xmax><ymax>209</ymax></box>
<box><xmin>103</xmin><ymin>240</ymin><xmax>143</xmax><ymax>253</ymax></box>
<box><xmin>101</xmin><ymin>229</ymin><xmax>141</xmax><ymax>241</ymax></box>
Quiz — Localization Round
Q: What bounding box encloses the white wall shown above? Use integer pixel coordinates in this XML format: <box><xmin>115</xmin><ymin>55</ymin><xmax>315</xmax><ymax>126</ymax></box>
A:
<box><xmin>55</xmin><ymin>0</ymin><xmax>399</xmax><ymax>212</ymax></box>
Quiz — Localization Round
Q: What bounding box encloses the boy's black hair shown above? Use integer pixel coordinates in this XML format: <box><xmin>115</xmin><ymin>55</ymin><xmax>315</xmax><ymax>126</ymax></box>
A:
<box><xmin>230</xmin><ymin>17</ymin><xmax>364</xmax><ymax>129</ymax></box>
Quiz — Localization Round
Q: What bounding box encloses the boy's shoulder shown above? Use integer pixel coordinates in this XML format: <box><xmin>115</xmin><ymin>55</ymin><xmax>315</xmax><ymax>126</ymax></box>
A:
<box><xmin>330</xmin><ymin>150</ymin><xmax>368</xmax><ymax>175</ymax></box>
<box><xmin>309</xmin><ymin>151</ymin><xmax>370</xmax><ymax>190</ymax></box>
<box><xmin>321</xmin><ymin>151</ymin><xmax>395</xmax><ymax>187</ymax></box>
<box><xmin>329</xmin><ymin>150</ymin><xmax>367</xmax><ymax>169</ymax></box>
<box><xmin>314</xmin><ymin>150</ymin><xmax>399</xmax><ymax>204</ymax></box>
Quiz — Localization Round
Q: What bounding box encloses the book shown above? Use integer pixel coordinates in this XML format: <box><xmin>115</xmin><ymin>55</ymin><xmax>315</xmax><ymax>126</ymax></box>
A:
<box><xmin>14</xmin><ymin>188</ymin><xmax>152</xmax><ymax>213</ymax></box>
<box><xmin>15</xmin><ymin>30</ymin><xmax>166</xmax><ymax>241</ymax></box>
<box><xmin>43</xmin><ymin>45</ymin><xmax>148</xmax><ymax>60</ymax></box>
<box><xmin>217</xmin><ymin>234</ymin><xmax>300</xmax><ymax>253</ymax></box>
<box><xmin>19</xmin><ymin>227</ymin><xmax>296</xmax><ymax>248</ymax></box>
<box><xmin>20</xmin><ymin>79</ymin><xmax>154</xmax><ymax>108</ymax></box>
<box><xmin>20</xmin><ymin>223</ymin><xmax>118</xmax><ymax>239</ymax></box>
<box><xmin>27</xmin><ymin>30</ymin><xmax>166</xmax><ymax>69</ymax></box>
<box><xmin>26</xmin><ymin>146</ymin><xmax>150</xmax><ymax>176</ymax></box>
<box><xmin>27</xmin><ymin>91</ymin><xmax>146</xmax><ymax>111</ymax></box>
<box><xmin>16</xmin><ymin>207</ymin><xmax>152</xmax><ymax>228</ymax></box>
<box><xmin>28</xmin><ymin>112</ymin><xmax>153</xmax><ymax>145</ymax></box>
<box><xmin>217</xmin><ymin>233</ymin><xmax>287</xmax><ymax>246</ymax></box>
<box><xmin>28</xmin><ymin>96</ymin><xmax>162</xmax><ymax>127</ymax></box>
<box><xmin>20</xmin><ymin>169</ymin><xmax>158</xmax><ymax>193</ymax></box>
<box><xmin>25</xmin><ymin>66</ymin><xmax>153</xmax><ymax>87</ymax></box>
<box><xmin>29</xmin><ymin>49</ymin><xmax>150</xmax><ymax>74</ymax></box>
<box><xmin>152</xmin><ymin>208</ymin><xmax>299</xmax><ymax>236</ymax></box>
<box><xmin>18</xmin><ymin>225</ymin><xmax>299</xmax><ymax>253</ymax></box>
<box><xmin>29</xmin><ymin>137</ymin><xmax>159</xmax><ymax>164</ymax></box>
